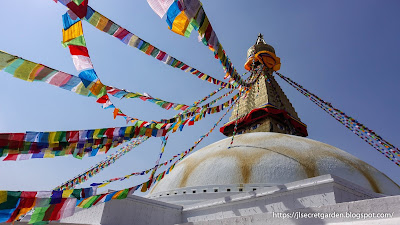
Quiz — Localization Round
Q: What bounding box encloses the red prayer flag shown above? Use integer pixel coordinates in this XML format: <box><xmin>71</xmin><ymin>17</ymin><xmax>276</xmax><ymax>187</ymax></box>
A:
<box><xmin>67</xmin><ymin>131</ymin><xmax>79</xmax><ymax>143</ymax></box>
<box><xmin>68</xmin><ymin>45</ymin><xmax>89</xmax><ymax>57</ymax></box>
<box><xmin>66</xmin><ymin>0</ymin><xmax>88</xmax><ymax>19</ymax></box>
<box><xmin>3</xmin><ymin>154</ymin><xmax>19</xmax><ymax>161</ymax></box>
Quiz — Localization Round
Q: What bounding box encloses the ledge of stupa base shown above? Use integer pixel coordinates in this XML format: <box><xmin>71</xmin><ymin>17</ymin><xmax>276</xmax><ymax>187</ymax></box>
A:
<box><xmin>11</xmin><ymin>174</ymin><xmax>398</xmax><ymax>225</ymax></box>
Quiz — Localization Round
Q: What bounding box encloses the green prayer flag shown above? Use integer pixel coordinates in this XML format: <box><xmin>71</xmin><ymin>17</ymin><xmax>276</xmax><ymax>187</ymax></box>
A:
<box><xmin>61</xmin><ymin>35</ymin><xmax>86</xmax><ymax>48</ymax></box>
<box><xmin>88</xmin><ymin>12</ymin><xmax>101</xmax><ymax>27</ymax></box>
<box><xmin>107</xmin><ymin>23</ymin><xmax>119</xmax><ymax>35</ymax></box>
<box><xmin>72</xmin><ymin>189</ymin><xmax>82</xmax><ymax>199</ymax></box>
<box><xmin>59</xmin><ymin>131</ymin><xmax>67</xmax><ymax>142</ymax></box>
<box><xmin>0</xmin><ymin>51</ymin><xmax>17</xmax><ymax>70</ymax></box>
<box><xmin>0</xmin><ymin>149</ymin><xmax>6</xmax><ymax>157</ymax></box>
<box><xmin>140</xmin><ymin>42</ymin><xmax>150</xmax><ymax>52</ymax></box>
<box><xmin>97</xmin><ymin>128</ymin><xmax>107</xmax><ymax>138</ymax></box>
<box><xmin>150</xmin><ymin>48</ymin><xmax>160</xmax><ymax>58</ymax></box>
<box><xmin>96</xmin><ymin>86</ymin><xmax>107</xmax><ymax>98</ymax></box>
<box><xmin>171</xmin><ymin>60</ymin><xmax>178</xmax><ymax>67</ymax></box>
<box><xmin>74</xmin><ymin>83</ymin><xmax>90</xmax><ymax>96</ymax></box>
<box><xmin>116</xmin><ymin>189</ymin><xmax>129</xmax><ymax>199</ymax></box>
<box><xmin>124</xmin><ymin>93</ymin><xmax>140</xmax><ymax>98</ymax></box>
<box><xmin>55</xmin><ymin>150</ymin><xmax>66</xmax><ymax>156</ymax></box>
<box><xmin>190</xmin><ymin>18</ymin><xmax>199</xmax><ymax>31</ymax></box>
<box><xmin>32</xmin><ymin>222</ymin><xmax>49</xmax><ymax>225</ymax></box>
<box><xmin>82</xmin><ymin>195</ymin><xmax>101</xmax><ymax>208</ymax></box>
<box><xmin>139</xmin><ymin>127</ymin><xmax>146</xmax><ymax>136</ymax></box>
<box><xmin>28</xmin><ymin>206</ymin><xmax>50</xmax><ymax>224</ymax></box>
<box><xmin>184</xmin><ymin>22</ymin><xmax>195</xmax><ymax>37</ymax></box>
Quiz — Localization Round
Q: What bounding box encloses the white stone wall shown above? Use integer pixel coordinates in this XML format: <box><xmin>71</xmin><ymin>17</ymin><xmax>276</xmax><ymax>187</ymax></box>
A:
<box><xmin>100</xmin><ymin>195</ymin><xmax>182</xmax><ymax>225</ymax></box>
<box><xmin>177</xmin><ymin>195</ymin><xmax>400</xmax><ymax>225</ymax></box>
<box><xmin>179</xmin><ymin>175</ymin><xmax>382</xmax><ymax>224</ymax></box>
<box><xmin>59</xmin><ymin>204</ymin><xmax>104</xmax><ymax>225</ymax></box>
<box><xmin>56</xmin><ymin>195</ymin><xmax>182</xmax><ymax>225</ymax></box>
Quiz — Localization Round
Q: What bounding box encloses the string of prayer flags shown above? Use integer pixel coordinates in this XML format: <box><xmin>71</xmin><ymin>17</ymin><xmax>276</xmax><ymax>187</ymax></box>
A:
<box><xmin>89</xmin><ymin>152</ymin><xmax>179</xmax><ymax>188</ymax></box>
<box><xmin>147</xmin><ymin>136</ymin><xmax>169</xmax><ymax>190</ymax></box>
<box><xmin>56</xmin><ymin>137</ymin><xmax>148</xmax><ymax>190</ymax></box>
<box><xmin>124</xmin><ymin>89</ymin><xmax>234</xmax><ymax>113</ymax></box>
<box><xmin>146</xmin><ymin>0</ymin><xmax>250</xmax><ymax>88</ymax></box>
<box><xmin>0</xmin><ymin>122</ymin><xmax>165</xmax><ymax>161</ymax></box>
<box><xmin>52</xmin><ymin>1</ymin><xmax>235</xmax><ymax>89</ymax></box>
<box><xmin>61</xmin><ymin>11</ymin><xmax>105</xmax><ymax>99</ymax></box>
<box><xmin>0</xmin><ymin>50</ymin><xmax>230</xmax><ymax>114</ymax></box>
<box><xmin>62</xmin><ymin>9</ymin><xmax>139</xmax><ymax>125</ymax></box>
<box><xmin>274</xmin><ymin>71</ymin><xmax>400</xmax><ymax>166</ymax></box>
<box><xmin>170</xmin><ymin>89</ymin><xmax>233</xmax><ymax>120</ymax></box>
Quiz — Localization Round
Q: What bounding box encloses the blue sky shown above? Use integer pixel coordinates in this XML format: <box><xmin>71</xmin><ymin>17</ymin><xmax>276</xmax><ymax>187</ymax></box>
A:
<box><xmin>0</xmin><ymin>0</ymin><xmax>399</xmax><ymax>193</ymax></box>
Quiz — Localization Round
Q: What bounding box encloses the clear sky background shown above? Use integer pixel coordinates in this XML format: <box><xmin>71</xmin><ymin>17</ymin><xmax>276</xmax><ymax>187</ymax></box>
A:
<box><xmin>0</xmin><ymin>0</ymin><xmax>399</xmax><ymax>194</ymax></box>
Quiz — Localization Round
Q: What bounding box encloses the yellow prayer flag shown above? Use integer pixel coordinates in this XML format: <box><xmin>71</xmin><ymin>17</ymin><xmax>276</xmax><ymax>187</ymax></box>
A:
<box><xmin>174</xmin><ymin>104</ymin><xmax>184</xmax><ymax>110</ymax></box>
<box><xmin>89</xmin><ymin>12</ymin><xmax>101</xmax><ymax>27</ymax></box>
<box><xmin>170</xmin><ymin>12</ymin><xmax>190</xmax><ymax>36</ymax></box>
<box><xmin>124</xmin><ymin>93</ymin><xmax>141</xmax><ymax>98</ymax></box>
<box><xmin>0</xmin><ymin>191</ymin><xmax>7</xmax><ymax>204</ymax></box>
<box><xmin>98</xmin><ymin>183</ymin><xmax>110</xmax><ymax>188</ymax></box>
<box><xmin>77</xmin><ymin>196</ymin><xmax>92</xmax><ymax>207</ymax></box>
<box><xmin>217</xmin><ymin>44</ymin><xmax>224</xmax><ymax>60</ymax></box>
<box><xmin>198</xmin><ymin>15</ymin><xmax>209</xmax><ymax>35</ymax></box>
<box><xmin>172</xmin><ymin>123</ymin><xmax>180</xmax><ymax>133</ymax></box>
<box><xmin>96</xmin><ymin>15</ymin><xmax>109</xmax><ymax>31</ymax></box>
<box><xmin>124</xmin><ymin>126</ymin><xmax>133</xmax><ymax>137</ymax></box>
<box><xmin>89</xmin><ymin>80</ymin><xmax>104</xmax><ymax>96</ymax></box>
<box><xmin>62</xmin><ymin>21</ymin><xmax>83</xmax><ymax>43</ymax></box>
<box><xmin>48</xmin><ymin>132</ymin><xmax>58</xmax><ymax>143</ymax></box>
<box><xmin>93</xmin><ymin>129</ymin><xmax>101</xmax><ymax>139</ymax></box>
<box><xmin>44</xmin><ymin>150</ymin><xmax>55</xmax><ymax>158</ymax></box>
<box><xmin>140</xmin><ymin>183</ymin><xmax>148</xmax><ymax>192</ymax></box>
<box><xmin>128</xmin><ymin>35</ymin><xmax>140</xmax><ymax>47</ymax></box>
<box><xmin>14</xmin><ymin>60</ymin><xmax>37</xmax><ymax>81</ymax></box>
<box><xmin>62</xmin><ymin>190</ymin><xmax>74</xmax><ymax>198</ymax></box>
<box><xmin>74</xmin><ymin>82</ymin><xmax>90</xmax><ymax>96</ymax></box>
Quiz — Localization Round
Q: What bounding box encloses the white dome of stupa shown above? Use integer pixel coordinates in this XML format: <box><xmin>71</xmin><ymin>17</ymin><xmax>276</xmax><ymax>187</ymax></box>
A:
<box><xmin>150</xmin><ymin>132</ymin><xmax>400</xmax><ymax>196</ymax></box>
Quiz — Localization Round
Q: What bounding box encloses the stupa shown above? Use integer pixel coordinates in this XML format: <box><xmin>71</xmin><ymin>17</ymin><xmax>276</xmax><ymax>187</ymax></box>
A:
<box><xmin>148</xmin><ymin>34</ymin><xmax>400</xmax><ymax>199</ymax></box>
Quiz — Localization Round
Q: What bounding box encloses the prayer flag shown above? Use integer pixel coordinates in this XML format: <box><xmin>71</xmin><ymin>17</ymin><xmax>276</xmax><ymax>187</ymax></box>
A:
<box><xmin>146</xmin><ymin>0</ymin><xmax>175</xmax><ymax>18</ymax></box>
<box><xmin>62</xmin><ymin>21</ymin><xmax>83</xmax><ymax>43</ymax></box>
